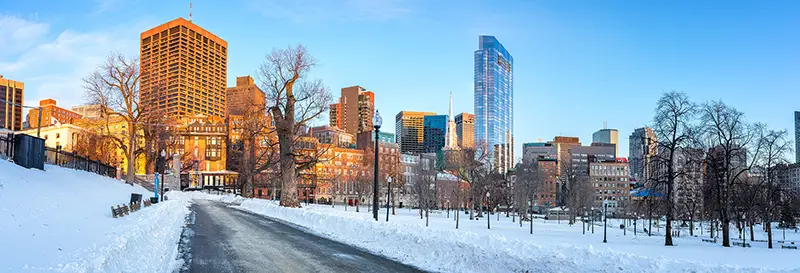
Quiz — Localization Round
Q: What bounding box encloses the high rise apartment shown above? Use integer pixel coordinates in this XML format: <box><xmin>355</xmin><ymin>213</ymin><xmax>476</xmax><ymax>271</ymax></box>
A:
<box><xmin>140</xmin><ymin>18</ymin><xmax>228</xmax><ymax>118</ymax></box>
<box><xmin>423</xmin><ymin>115</ymin><xmax>447</xmax><ymax>153</ymax></box>
<box><xmin>329</xmin><ymin>86</ymin><xmax>374</xmax><ymax>137</ymax></box>
<box><xmin>455</xmin><ymin>112</ymin><xmax>474</xmax><ymax>149</ymax></box>
<box><xmin>629</xmin><ymin>127</ymin><xmax>658</xmax><ymax>183</ymax></box>
<box><xmin>395</xmin><ymin>111</ymin><xmax>435</xmax><ymax>154</ymax></box>
<box><xmin>0</xmin><ymin>75</ymin><xmax>23</xmax><ymax>131</ymax></box>
<box><xmin>474</xmin><ymin>35</ymin><xmax>514</xmax><ymax>173</ymax></box>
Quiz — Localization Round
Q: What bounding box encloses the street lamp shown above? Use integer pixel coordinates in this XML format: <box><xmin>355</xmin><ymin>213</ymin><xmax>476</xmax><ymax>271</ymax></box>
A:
<box><xmin>583</xmin><ymin>211</ymin><xmax>587</xmax><ymax>235</ymax></box>
<box><xmin>386</xmin><ymin>176</ymin><xmax>392</xmax><ymax>222</ymax></box>
<box><xmin>486</xmin><ymin>192</ymin><xmax>491</xmax><ymax>230</ymax></box>
<box><xmin>591</xmin><ymin>207</ymin><xmax>595</xmax><ymax>234</ymax></box>
<box><xmin>742</xmin><ymin>215</ymin><xmax>747</xmax><ymax>248</ymax></box>
<box><xmin>372</xmin><ymin>110</ymin><xmax>382</xmax><ymax>221</ymax></box>
<box><xmin>603</xmin><ymin>199</ymin><xmax>609</xmax><ymax>243</ymax></box>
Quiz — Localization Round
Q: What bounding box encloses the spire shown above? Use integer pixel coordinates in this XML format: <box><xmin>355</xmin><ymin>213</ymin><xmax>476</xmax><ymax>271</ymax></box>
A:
<box><xmin>448</xmin><ymin>91</ymin><xmax>453</xmax><ymax>121</ymax></box>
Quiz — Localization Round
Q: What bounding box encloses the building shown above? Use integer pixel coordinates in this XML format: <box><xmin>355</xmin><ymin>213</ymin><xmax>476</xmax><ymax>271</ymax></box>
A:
<box><xmin>313</xmin><ymin>145</ymin><xmax>367</xmax><ymax>205</ymax></box>
<box><xmin>795</xmin><ymin>111</ymin><xmax>799</xmax><ymax>163</ymax></box>
<box><xmin>569</xmin><ymin>144</ymin><xmax>616</xmax><ymax>176</ymax></box>
<box><xmin>329</xmin><ymin>86</ymin><xmax>375</xmax><ymax>137</ymax></box>
<box><xmin>226</xmin><ymin>76</ymin><xmax>265</xmax><ymax>116</ymax></box>
<box><xmin>177</xmin><ymin>115</ymin><xmax>229</xmax><ymax>189</ymax></box>
<box><xmin>592</xmin><ymin>128</ymin><xmax>619</xmax><ymax>155</ymax></box>
<box><xmin>537</xmin><ymin>158</ymin><xmax>558</xmax><ymax>208</ymax></box>
<box><xmin>395</xmin><ymin>111</ymin><xmax>435</xmax><ymax>154</ymax></box>
<box><xmin>455</xmin><ymin>112</ymin><xmax>474</xmax><ymax>149</ymax></box>
<box><xmin>356</xmin><ymin>130</ymin><xmax>395</xmax><ymax>150</ymax></box>
<box><xmin>443</xmin><ymin>92</ymin><xmax>458</xmax><ymax>150</ymax></box>
<box><xmin>27</xmin><ymin>99</ymin><xmax>83</xmax><ymax>129</ymax></box>
<box><xmin>20</xmin><ymin>124</ymin><xmax>85</xmax><ymax>151</ymax></box>
<box><xmin>311</xmin><ymin>125</ymin><xmax>355</xmax><ymax>148</ymax></box>
<box><xmin>550</xmin><ymin>136</ymin><xmax>581</xmax><ymax>174</ymax></box>
<box><xmin>0</xmin><ymin>75</ymin><xmax>24</xmax><ymax>131</ymax></box>
<box><xmin>629</xmin><ymin>127</ymin><xmax>658</xmax><ymax>183</ymax></box>
<box><xmin>775</xmin><ymin>163</ymin><xmax>800</xmax><ymax>198</ymax></box>
<box><xmin>423</xmin><ymin>115</ymin><xmax>447</xmax><ymax>153</ymax></box>
<box><xmin>400</xmin><ymin>153</ymin><xmax>420</xmax><ymax>207</ymax></box>
<box><xmin>672</xmin><ymin>148</ymin><xmax>705</xmax><ymax>219</ymax></box>
<box><xmin>474</xmin><ymin>35</ymin><xmax>514</xmax><ymax>173</ymax></box>
<box><xmin>71</xmin><ymin>104</ymin><xmax>104</xmax><ymax>120</ymax></box>
<box><xmin>522</xmin><ymin>142</ymin><xmax>558</xmax><ymax>164</ymax></box>
<box><xmin>140</xmin><ymin>18</ymin><xmax>228</xmax><ymax>118</ymax></box>
<box><xmin>589</xmin><ymin>160</ymin><xmax>631</xmax><ymax>215</ymax></box>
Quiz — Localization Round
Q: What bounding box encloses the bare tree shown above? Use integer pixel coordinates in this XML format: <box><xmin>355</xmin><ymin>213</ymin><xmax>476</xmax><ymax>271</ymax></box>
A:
<box><xmin>563</xmin><ymin>162</ymin><xmax>593</xmax><ymax>224</ymax></box>
<box><xmin>697</xmin><ymin>101</ymin><xmax>762</xmax><ymax>247</ymax></box>
<box><xmin>650</xmin><ymin>91</ymin><xmax>697</xmax><ymax>246</ymax></box>
<box><xmin>83</xmin><ymin>53</ymin><xmax>144</xmax><ymax>184</ymax></box>
<box><xmin>515</xmin><ymin>160</ymin><xmax>541</xmax><ymax>233</ymax></box>
<box><xmin>258</xmin><ymin>45</ymin><xmax>332</xmax><ymax>207</ymax></box>
<box><xmin>414</xmin><ymin>155</ymin><xmax>438</xmax><ymax>226</ymax></box>
<box><xmin>753</xmin><ymin>129</ymin><xmax>791</xmax><ymax>248</ymax></box>
<box><xmin>229</xmin><ymin>105</ymin><xmax>279</xmax><ymax>197</ymax></box>
<box><xmin>445</xmin><ymin>145</ymin><xmax>491</xmax><ymax>223</ymax></box>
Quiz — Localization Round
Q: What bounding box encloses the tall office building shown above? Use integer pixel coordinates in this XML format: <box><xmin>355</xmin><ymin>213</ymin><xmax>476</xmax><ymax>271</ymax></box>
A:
<box><xmin>140</xmin><ymin>18</ymin><xmax>228</xmax><ymax>118</ymax></box>
<box><xmin>474</xmin><ymin>35</ymin><xmax>514</xmax><ymax>173</ymax></box>
<box><xmin>592</xmin><ymin>128</ymin><xmax>619</xmax><ymax>155</ymax></box>
<box><xmin>423</xmin><ymin>115</ymin><xmax>447</xmax><ymax>153</ymax></box>
<box><xmin>795</xmin><ymin>111</ymin><xmax>799</xmax><ymax>163</ymax></box>
<box><xmin>27</xmin><ymin>99</ymin><xmax>83</xmax><ymax>128</ymax></box>
<box><xmin>629</xmin><ymin>127</ymin><xmax>658</xmax><ymax>183</ymax></box>
<box><xmin>549</xmin><ymin>136</ymin><xmax>581</xmax><ymax>174</ymax></box>
<box><xmin>455</xmin><ymin>112</ymin><xmax>474</xmax><ymax>149</ymax></box>
<box><xmin>329</xmin><ymin>86</ymin><xmax>375</xmax><ymax>137</ymax></box>
<box><xmin>396</xmin><ymin>111</ymin><xmax>435</xmax><ymax>154</ymax></box>
<box><xmin>0</xmin><ymin>75</ymin><xmax>24</xmax><ymax>131</ymax></box>
<box><xmin>226</xmin><ymin>76</ymin><xmax>265</xmax><ymax>116</ymax></box>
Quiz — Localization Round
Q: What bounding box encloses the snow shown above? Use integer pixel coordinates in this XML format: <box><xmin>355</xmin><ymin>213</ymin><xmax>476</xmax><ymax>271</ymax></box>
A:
<box><xmin>0</xmin><ymin>160</ymin><xmax>192</xmax><ymax>272</ymax></box>
<box><xmin>219</xmin><ymin>197</ymin><xmax>800</xmax><ymax>273</ymax></box>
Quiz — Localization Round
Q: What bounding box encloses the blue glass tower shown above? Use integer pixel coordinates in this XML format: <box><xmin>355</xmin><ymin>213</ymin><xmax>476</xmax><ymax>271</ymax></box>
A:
<box><xmin>423</xmin><ymin>115</ymin><xmax>448</xmax><ymax>153</ymax></box>
<box><xmin>474</xmin><ymin>35</ymin><xmax>514</xmax><ymax>173</ymax></box>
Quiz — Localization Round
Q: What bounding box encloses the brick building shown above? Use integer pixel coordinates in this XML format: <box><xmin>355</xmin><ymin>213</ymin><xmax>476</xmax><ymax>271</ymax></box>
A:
<box><xmin>589</xmin><ymin>159</ymin><xmax>631</xmax><ymax>215</ymax></box>
<box><xmin>226</xmin><ymin>76</ymin><xmax>265</xmax><ymax>116</ymax></box>
<box><xmin>329</xmin><ymin>86</ymin><xmax>374</xmax><ymax>137</ymax></box>
<box><xmin>27</xmin><ymin>99</ymin><xmax>83</xmax><ymax>128</ymax></box>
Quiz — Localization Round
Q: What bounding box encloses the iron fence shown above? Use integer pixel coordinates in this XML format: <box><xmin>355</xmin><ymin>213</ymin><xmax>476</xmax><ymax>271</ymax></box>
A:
<box><xmin>45</xmin><ymin>147</ymin><xmax>117</xmax><ymax>178</ymax></box>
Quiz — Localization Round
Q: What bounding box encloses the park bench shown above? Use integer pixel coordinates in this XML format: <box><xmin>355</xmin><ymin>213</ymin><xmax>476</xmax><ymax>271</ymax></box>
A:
<box><xmin>753</xmin><ymin>239</ymin><xmax>768</xmax><ymax>243</ymax></box>
<box><xmin>144</xmin><ymin>199</ymin><xmax>152</xmax><ymax>207</ymax></box>
<box><xmin>781</xmin><ymin>242</ymin><xmax>797</xmax><ymax>250</ymax></box>
<box><xmin>111</xmin><ymin>204</ymin><xmax>130</xmax><ymax>218</ymax></box>
<box><xmin>701</xmin><ymin>238</ymin><xmax>717</xmax><ymax>243</ymax></box>
<box><xmin>732</xmin><ymin>241</ymin><xmax>751</xmax><ymax>247</ymax></box>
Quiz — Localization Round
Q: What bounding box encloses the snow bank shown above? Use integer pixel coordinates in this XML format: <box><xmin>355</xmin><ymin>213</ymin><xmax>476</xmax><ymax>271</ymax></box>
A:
<box><xmin>0</xmin><ymin>160</ymin><xmax>191</xmax><ymax>272</ymax></box>
<box><xmin>233</xmin><ymin>198</ymin><xmax>796</xmax><ymax>273</ymax></box>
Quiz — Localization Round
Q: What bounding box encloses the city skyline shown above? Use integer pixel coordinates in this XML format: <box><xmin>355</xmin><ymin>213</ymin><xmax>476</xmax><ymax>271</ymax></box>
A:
<box><xmin>2</xmin><ymin>1</ymin><xmax>799</xmax><ymax>158</ymax></box>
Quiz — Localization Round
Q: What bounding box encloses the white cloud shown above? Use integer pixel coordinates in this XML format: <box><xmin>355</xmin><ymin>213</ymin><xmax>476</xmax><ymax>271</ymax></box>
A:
<box><xmin>0</xmin><ymin>15</ymin><xmax>50</xmax><ymax>57</ymax></box>
<box><xmin>0</xmin><ymin>15</ymin><xmax>148</xmax><ymax>119</ymax></box>
<box><xmin>250</xmin><ymin>0</ymin><xmax>411</xmax><ymax>23</ymax></box>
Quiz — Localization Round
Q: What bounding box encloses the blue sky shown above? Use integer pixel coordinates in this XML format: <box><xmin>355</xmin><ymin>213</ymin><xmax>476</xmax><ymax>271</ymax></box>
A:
<box><xmin>1</xmin><ymin>0</ymin><xmax>798</xmax><ymax>158</ymax></box>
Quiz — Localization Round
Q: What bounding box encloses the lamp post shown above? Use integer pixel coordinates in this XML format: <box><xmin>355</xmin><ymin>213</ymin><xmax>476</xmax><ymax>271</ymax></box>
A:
<box><xmin>742</xmin><ymin>215</ymin><xmax>746</xmax><ymax>248</ymax></box>
<box><xmin>591</xmin><ymin>207</ymin><xmax>595</xmax><ymax>234</ymax></box>
<box><xmin>486</xmin><ymin>192</ymin><xmax>491</xmax><ymax>230</ymax></box>
<box><xmin>386</xmin><ymin>176</ymin><xmax>392</xmax><ymax>222</ymax></box>
<box><xmin>634</xmin><ymin>213</ymin><xmax>637</xmax><ymax>236</ymax></box>
<box><xmin>372</xmin><ymin>110</ymin><xmax>382</xmax><ymax>221</ymax></box>
<box><xmin>603</xmin><ymin>200</ymin><xmax>608</xmax><ymax>243</ymax></box>
<box><xmin>583</xmin><ymin>211</ymin><xmax>587</xmax><ymax>235</ymax></box>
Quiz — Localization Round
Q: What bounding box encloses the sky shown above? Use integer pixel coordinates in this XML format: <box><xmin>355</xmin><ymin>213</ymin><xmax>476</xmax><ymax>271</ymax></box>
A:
<box><xmin>1</xmin><ymin>0</ymin><xmax>798</xmax><ymax>159</ymax></box>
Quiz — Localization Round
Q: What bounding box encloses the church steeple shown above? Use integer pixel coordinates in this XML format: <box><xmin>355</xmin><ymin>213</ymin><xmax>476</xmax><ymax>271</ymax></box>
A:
<box><xmin>445</xmin><ymin>91</ymin><xmax>458</xmax><ymax>150</ymax></box>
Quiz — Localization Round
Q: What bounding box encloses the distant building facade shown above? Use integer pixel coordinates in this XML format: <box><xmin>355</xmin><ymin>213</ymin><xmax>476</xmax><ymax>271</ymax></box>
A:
<box><xmin>629</xmin><ymin>127</ymin><xmax>658</xmax><ymax>183</ymax></box>
<box><xmin>395</xmin><ymin>111</ymin><xmax>435</xmax><ymax>154</ymax></box>
<box><xmin>592</xmin><ymin>128</ymin><xmax>619</xmax><ymax>155</ymax></box>
<box><xmin>589</xmin><ymin>160</ymin><xmax>631</xmax><ymax>214</ymax></box>
<box><xmin>795</xmin><ymin>111</ymin><xmax>800</xmax><ymax>163</ymax></box>
<box><xmin>455</xmin><ymin>112</ymin><xmax>474</xmax><ymax>149</ymax></box>
<box><xmin>226</xmin><ymin>76</ymin><xmax>265</xmax><ymax>116</ymax></box>
<box><xmin>522</xmin><ymin>142</ymin><xmax>558</xmax><ymax>164</ymax></box>
<box><xmin>27</xmin><ymin>99</ymin><xmax>83</xmax><ymax>128</ymax></box>
<box><xmin>423</xmin><ymin>115</ymin><xmax>447</xmax><ymax>153</ymax></box>
<box><xmin>329</xmin><ymin>86</ymin><xmax>374</xmax><ymax>137</ymax></box>
<box><xmin>0</xmin><ymin>75</ymin><xmax>24</xmax><ymax>131</ymax></box>
<box><xmin>71</xmin><ymin>104</ymin><xmax>104</xmax><ymax>120</ymax></box>
<box><xmin>474</xmin><ymin>35</ymin><xmax>514</xmax><ymax>173</ymax></box>
<box><xmin>550</xmin><ymin>136</ymin><xmax>581</xmax><ymax>174</ymax></box>
<box><xmin>569</xmin><ymin>144</ymin><xmax>616</xmax><ymax>176</ymax></box>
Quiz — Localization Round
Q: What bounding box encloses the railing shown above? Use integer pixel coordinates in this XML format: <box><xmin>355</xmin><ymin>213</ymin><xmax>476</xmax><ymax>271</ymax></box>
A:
<box><xmin>45</xmin><ymin>147</ymin><xmax>117</xmax><ymax>178</ymax></box>
<box><xmin>0</xmin><ymin>132</ymin><xmax>13</xmax><ymax>160</ymax></box>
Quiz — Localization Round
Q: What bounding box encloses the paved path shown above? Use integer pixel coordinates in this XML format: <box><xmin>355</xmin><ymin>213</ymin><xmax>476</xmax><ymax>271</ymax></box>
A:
<box><xmin>182</xmin><ymin>200</ymin><xmax>425</xmax><ymax>273</ymax></box>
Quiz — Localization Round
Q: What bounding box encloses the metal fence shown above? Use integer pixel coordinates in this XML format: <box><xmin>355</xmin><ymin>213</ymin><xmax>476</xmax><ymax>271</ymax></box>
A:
<box><xmin>0</xmin><ymin>132</ymin><xmax>13</xmax><ymax>160</ymax></box>
<box><xmin>45</xmin><ymin>147</ymin><xmax>117</xmax><ymax>178</ymax></box>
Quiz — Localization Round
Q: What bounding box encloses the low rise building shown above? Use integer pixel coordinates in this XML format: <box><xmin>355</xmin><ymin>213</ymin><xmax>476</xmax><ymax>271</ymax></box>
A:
<box><xmin>27</xmin><ymin>99</ymin><xmax>82</xmax><ymax>129</ymax></box>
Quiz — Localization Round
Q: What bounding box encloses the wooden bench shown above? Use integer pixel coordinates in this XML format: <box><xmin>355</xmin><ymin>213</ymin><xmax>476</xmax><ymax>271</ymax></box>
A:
<box><xmin>144</xmin><ymin>199</ymin><xmax>152</xmax><ymax>207</ymax></box>
<box><xmin>701</xmin><ymin>238</ymin><xmax>717</xmax><ymax>243</ymax></box>
<box><xmin>782</xmin><ymin>245</ymin><xmax>798</xmax><ymax>250</ymax></box>
<box><xmin>129</xmin><ymin>201</ymin><xmax>141</xmax><ymax>212</ymax></box>
<box><xmin>732</xmin><ymin>241</ymin><xmax>751</xmax><ymax>247</ymax></box>
<box><xmin>111</xmin><ymin>204</ymin><xmax>130</xmax><ymax>218</ymax></box>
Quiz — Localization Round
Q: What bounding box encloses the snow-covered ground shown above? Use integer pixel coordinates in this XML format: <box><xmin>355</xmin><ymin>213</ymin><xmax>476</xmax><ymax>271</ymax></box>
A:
<box><xmin>0</xmin><ymin>160</ymin><xmax>192</xmax><ymax>272</ymax></box>
<box><xmin>219</xmin><ymin>197</ymin><xmax>800</xmax><ymax>273</ymax></box>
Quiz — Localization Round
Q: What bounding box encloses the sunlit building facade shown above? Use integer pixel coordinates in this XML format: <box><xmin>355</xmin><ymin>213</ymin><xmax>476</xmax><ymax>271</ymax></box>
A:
<box><xmin>474</xmin><ymin>35</ymin><xmax>514</xmax><ymax>173</ymax></box>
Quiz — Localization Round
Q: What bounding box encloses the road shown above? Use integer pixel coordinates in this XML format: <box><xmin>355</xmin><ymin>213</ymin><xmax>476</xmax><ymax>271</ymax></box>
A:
<box><xmin>182</xmin><ymin>199</ymin><xmax>425</xmax><ymax>273</ymax></box>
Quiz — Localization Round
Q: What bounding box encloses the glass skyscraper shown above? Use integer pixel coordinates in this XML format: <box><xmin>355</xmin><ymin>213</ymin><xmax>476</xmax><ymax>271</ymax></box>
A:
<box><xmin>474</xmin><ymin>35</ymin><xmax>514</xmax><ymax>173</ymax></box>
<box><xmin>423</xmin><ymin>115</ymin><xmax>448</xmax><ymax>153</ymax></box>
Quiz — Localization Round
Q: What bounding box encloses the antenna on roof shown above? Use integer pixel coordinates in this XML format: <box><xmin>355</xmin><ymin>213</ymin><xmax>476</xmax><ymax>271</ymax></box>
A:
<box><xmin>603</xmin><ymin>121</ymin><xmax>608</xmax><ymax>130</ymax></box>
<box><xmin>189</xmin><ymin>2</ymin><xmax>193</xmax><ymax>22</ymax></box>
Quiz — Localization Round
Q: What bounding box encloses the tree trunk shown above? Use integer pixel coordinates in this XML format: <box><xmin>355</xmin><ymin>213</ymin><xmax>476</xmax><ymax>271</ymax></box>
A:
<box><xmin>278</xmin><ymin>126</ymin><xmax>300</xmax><ymax>207</ymax></box>
<box><xmin>125</xmin><ymin>128</ymin><xmax>136</xmax><ymax>184</ymax></box>
<box><xmin>767</xmin><ymin>220</ymin><xmax>773</xmax><ymax>249</ymax></box>
<box><xmin>689</xmin><ymin>219</ymin><xmax>694</xmax><ymax>237</ymax></box>
<box><xmin>722</xmin><ymin>218</ymin><xmax>731</xmax><ymax>247</ymax></box>
<box><xmin>749</xmin><ymin>221</ymin><xmax>754</xmax><ymax>241</ymax></box>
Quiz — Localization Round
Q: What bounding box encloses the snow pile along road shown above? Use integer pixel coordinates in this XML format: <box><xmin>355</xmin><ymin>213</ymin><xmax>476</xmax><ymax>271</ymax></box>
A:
<box><xmin>0</xmin><ymin>160</ymin><xmax>191</xmax><ymax>272</ymax></box>
<box><xmin>231</xmin><ymin>198</ymin><xmax>795</xmax><ymax>273</ymax></box>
